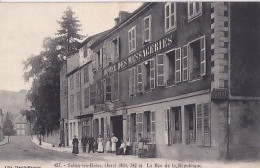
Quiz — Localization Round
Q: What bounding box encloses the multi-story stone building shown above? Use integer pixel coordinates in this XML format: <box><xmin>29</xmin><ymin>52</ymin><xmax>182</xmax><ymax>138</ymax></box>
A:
<box><xmin>61</xmin><ymin>2</ymin><xmax>260</xmax><ymax>160</ymax></box>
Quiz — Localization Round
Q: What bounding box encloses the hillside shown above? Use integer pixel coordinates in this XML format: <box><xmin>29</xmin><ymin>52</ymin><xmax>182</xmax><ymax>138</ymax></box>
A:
<box><xmin>0</xmin><ymin>89</ymin><xmax>31</xmax><ymax>120</ymax></box>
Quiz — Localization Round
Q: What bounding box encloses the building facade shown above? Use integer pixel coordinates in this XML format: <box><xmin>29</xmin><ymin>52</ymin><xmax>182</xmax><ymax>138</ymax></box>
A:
<box><xmin>14</xmin><ymin>115</ymin><xmax>30</xmax><ymax>136</ymax></box>
<box><xmin>0</xmin><ymin>108</ymin><xmax>3</xmax><ymax>141</ymax></box>
<box><xmin>60</xmin><ymin>2</ymin><xmax>260</xmax><ymax>160</ymax></box>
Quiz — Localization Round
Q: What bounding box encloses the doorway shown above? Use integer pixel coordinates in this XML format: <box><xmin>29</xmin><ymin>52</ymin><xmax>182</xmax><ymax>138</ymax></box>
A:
<box><xmin>93</xmin><ymin>119</ymin><xmax>99</xmax><ymax>139</ymax></box>
<box><xmin>111</xmin><ymin>115</ymin><xmax>123</xmax><ymax>148</ymax></box>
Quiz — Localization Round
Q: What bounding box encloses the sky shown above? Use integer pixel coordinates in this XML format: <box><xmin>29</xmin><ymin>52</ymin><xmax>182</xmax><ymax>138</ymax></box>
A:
<box><xmin>0</xmin><ymin>2</ymin><xmax>142</xmax><ymax>92</ymax></box>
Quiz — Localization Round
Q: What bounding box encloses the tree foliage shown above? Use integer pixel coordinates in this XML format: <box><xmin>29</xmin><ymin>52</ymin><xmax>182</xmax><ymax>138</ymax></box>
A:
<box><xmin>23</xmin><ymin>6</ymin><xmax>84</xmax><ymax>135</ymax></box>
<box><xmin>3</xmin><ymin>112</ymin><xmax>15</xmax><ymax>136</ymax></box>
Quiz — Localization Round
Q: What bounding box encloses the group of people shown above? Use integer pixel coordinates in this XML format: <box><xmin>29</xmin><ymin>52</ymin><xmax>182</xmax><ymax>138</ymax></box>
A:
<box><xmin>72</xmin><ymin>133</ymin><xmax>131</xmax><ymax>155</ymax></box>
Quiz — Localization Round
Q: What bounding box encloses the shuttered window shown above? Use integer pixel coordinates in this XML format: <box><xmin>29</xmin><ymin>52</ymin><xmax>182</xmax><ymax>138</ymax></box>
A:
<box><xmin>136</xmin><ymin>112</ymin><xmax>143</xmax><ymax>137</ymax></box>
<box><xmin>196</xmin><ymin>103</ymin><xmax>211</xmax><ymax>146</ymax></box>
<box><xmin>200</xmin><ymin>36</ymin><xmax>206</xmax><ymax>76</ymax></box>
<box><xmin>175</xmin><ymin>48</ymin><xmax>181</xmax><ymax>83</ymax></box>
<box><xmin>151</xmin><ymin>111</ymin><xmax>156</xmax><ymax>143</ymax></box>
<box><xmin>112</xmin><ymin>71</ymin><xmax>119</xmax><ymax>101</ymax></box>
<box><xmin>137</xmin><ymin>64</ymin><xmax>143</xmax><ymax>92</ymax></box>
<box><xmin>89</xmin><ymin>84</ymin><xmax>96</xmax><ymax>105</ymax></box>
<box><xmin>150</xmin><ymin>58</ymin><xmax>155</xmax><ymax>89</ymax></box>
<box><xmin>182</xmin><ymin>45</ymin><xmax>189</xmax><ymax>81</ymax></box>
<box><xmin>188</xmin><ymin>2</ymin><xmax>202</xmax><ymax>20</ymax></box>
<box><xmin>157</xmin><ymin>54</ymin><xmax>165</xmax><ymax>86</ymax></box>
<box><xmin>84</xmin><ymin>87</ymin><xmax>89</xmax><ymax>108</ymax></box>
<box><xmin>129</xmin><ymin>67</ymin><xmax>136</xmax><ymax>97</ymax></box>
<box><xmin>105</xmin><ymin>76</ymin><xmax>112</xmax><ymax>102</ymax></box>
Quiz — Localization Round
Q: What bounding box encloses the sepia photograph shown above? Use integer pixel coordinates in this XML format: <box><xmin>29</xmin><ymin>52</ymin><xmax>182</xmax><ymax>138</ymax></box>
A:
<box><xmin>0</xmin><ymin>1</ymin><xmax>259</xmax><ymax>168</ymax></box>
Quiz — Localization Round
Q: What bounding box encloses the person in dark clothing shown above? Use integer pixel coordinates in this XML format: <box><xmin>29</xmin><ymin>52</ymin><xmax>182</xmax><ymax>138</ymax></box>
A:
<box><xmin>72</xmin><ymin>135</ymin><xmax>79</xmax><ymax>155</ymax></box>
<box><xmin>81</xmin><ymin>135</ymin><xmax>88</xmax><ymax>153</ymax></box>
<box><xmin>88</xmin><ymin>135</ymin><xmax>96</xmax><ymax>153</ymax></box>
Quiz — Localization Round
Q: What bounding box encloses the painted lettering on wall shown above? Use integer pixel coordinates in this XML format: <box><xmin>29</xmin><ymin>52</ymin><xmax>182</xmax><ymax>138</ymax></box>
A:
<box><xmin>104</xmin><ymin>32</ymin><xmax>176</xmax><ymax>76</ymax></box>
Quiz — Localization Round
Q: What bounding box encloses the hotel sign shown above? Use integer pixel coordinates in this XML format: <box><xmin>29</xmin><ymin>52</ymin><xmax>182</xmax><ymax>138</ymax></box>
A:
<box><xmin>211</xmin><ymin>89</ymin><xmax>229</xmax><ymax>100</ymax></box>
<box><xmin>104</xmin><ymin>32</ymin><xmax>177</xmax><ymax>76</ymax></box>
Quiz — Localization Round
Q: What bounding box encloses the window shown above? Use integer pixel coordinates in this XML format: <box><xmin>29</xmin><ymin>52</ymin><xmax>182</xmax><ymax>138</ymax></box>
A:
<box><xmin>82</xmin><ymin>119</ymin><xmax>91</xmax><ymax>137</ymax></box>
<box><xmin>165</xmin><ymin>50</ymin><xmax>176</xmax><ymax>86</ymax></box>
<box><xmin>188</xmin><ymin>36</ymin><xmax>206</xmax><ymax>80</ymax></box>
<box><xmin>129</xmin><ymin>67</ymin><xmax>135</xmax><ymax>97</ymax></box>
<box><xmin>128</xmin><ymin>26</ymin><xmax>136</xmax><ymax>53</ymax></box>
<box><xmin>111</xmin><ymin>37</ymin><xmax>120</xmax><ymax>61</ymax></box>
<box><xmin>143</xmin><ymin>61</ymin><xmax>151</xmax><ymax>91</ymax></box>
<box><xmin>90</xmin><ymin>84</ymin><xmax>96</xmax><ymax>105</ymax></box>
<box><xmin>84</xmin><ymin>66</ymin><xmax>89</xmax><ymax>83</ymax></box>
<box><xmin>70</xmin><ymin>94</ymin><xmax>74</xmax><ymax>112</ymax></box>
<box><xmin>96</xmin><ymin>80</ymin><xmax>103</xmax><ymax>104</ymax></box>
<box><xmin>165</xmin><ymin>2</ymin><xmax>177</xmax><ymax>32</ymax></box>
<box><xmin>142</xmin><ymin>15</ymin><xmax>151</xmax><ymax>43</ymax></box>
<box><xmin>77</xmin><ymin>92</ymin><xmax>81</xmax><ymax>111</ymax></box>
<box><xmin>188</xmin><ymin>2</ymin><xmax>202</xmax><ymax>21</ymax></box>
<box><xmin>76</xmin><ymin>72</ymin><xmax>80</xmax><ymax>86</ymax></box>
<box><xmin>103</xmin><ymin>42</ymin><xmax>111</xmax><ymax>67</ymax></box>
<box><xmin>175</xmin><ymin>48</ymin><xmax>181</xmax><ymax>83</ymax></box>
<box><xmin>185</xmin><ymin>104</ymin><xmax>196</xmax><ymax>144</ymax></box>
<box><xmin>105</xmin><ymin>76</ymin><xmax>112</xmax><ymax>102</ymax></box>
<box><xmin>157</xmin><ymin>54</ymin><xmax>165</xmax><ymax>86</ymax></box>
<box><xmin>112</xmin><ymin>71</ymin><xmax>119</xmax><ymax>101</ymax></box>
<box><xmin>69</xmin><ymin>75</ymin><xmax>74</xmax><ymax>89</ymax></box>
<box><xmin>97</xmin><ymin>49</ymin><xmax>103</xmax><ymax>69</ymax></box>
<box><xmin>84</xmin><ymin>87</ymin><xmax>89</xmax><ymax>108</ymax></box>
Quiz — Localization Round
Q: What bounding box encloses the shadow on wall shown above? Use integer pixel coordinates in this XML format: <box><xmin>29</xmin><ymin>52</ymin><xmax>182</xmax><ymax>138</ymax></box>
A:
<box><xmin>229</xmin><ymin>100</ymin><xmax>260</xmax><ymax>160</ymax></box>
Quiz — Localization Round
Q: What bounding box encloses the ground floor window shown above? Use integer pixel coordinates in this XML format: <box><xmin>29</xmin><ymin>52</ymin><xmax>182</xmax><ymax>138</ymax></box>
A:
<box><xmin>185</xmin><ymin>104</ymin><xmax>196</xmax><ymax>144</ymax></box>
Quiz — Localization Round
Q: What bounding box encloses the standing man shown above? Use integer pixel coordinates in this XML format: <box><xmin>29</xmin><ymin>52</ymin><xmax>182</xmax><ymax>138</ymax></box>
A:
<box><xmin>88</xmin><ymin>134</ymin><xmax>96</xmax><ymax>153</ymax></box>
<box><xmin>81</xmin><ymin>135</ymin><xmax>88</xmax><ymax>153</ymax></box>
<box><xmin>72</xmin><ymin>135</ymin><xmax>79</xmax><ymax>155</ymax></box>
<box><xmin>111</xmin><ymin>133</ymin><xmax>118</xmax><ymax>154</ymax></box>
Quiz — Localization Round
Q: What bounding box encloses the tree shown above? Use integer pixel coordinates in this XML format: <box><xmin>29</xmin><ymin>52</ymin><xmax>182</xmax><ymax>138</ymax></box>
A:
<box><xmin>23</xmin><ymin>6</ymin><xmax>84</xmax><ymax>135</ymax></box>
<box><xmin>3</xmin><ymin>112</ymin><xmax>15</xmax><ymax>141</ymax></box>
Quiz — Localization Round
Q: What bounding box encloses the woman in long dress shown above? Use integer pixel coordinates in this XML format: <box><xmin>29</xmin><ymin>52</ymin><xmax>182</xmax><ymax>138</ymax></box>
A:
<box><xmin>111</xmin><ymin>133</ymin><xmax>118</xmax><ymax>153</ymax></box>
<box><xmin>72</xmin><ymin>135</ymin><xmax>79</xmax><ymax>155</ymax></box>
<box><xmin>97</xmin><ymin>135</ymin><xmax>104</xmax><ymax>153</ymax></box>
<box><xmin>106</xmin><ymin>136</ymin><xmax>111</xmax><ymax>153</ymax></box>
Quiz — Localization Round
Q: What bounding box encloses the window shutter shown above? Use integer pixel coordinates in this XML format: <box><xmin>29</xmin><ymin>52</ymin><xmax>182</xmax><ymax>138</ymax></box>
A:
<box><xmin>175</xmin><ymin>48</ymin><xmax>182</xmax><ymax>83</ymax></box>
<box><xmin>142</xmin><ymin>19</ymin><xmax>145</xmax><ymax>43</ymax></box>
<box><xmin>126</xmin><ymin>115</ymin><xmax>130</xmax><ymax>139</ymax></box>
<box><xmin>164</xmin><ymin>108</ymin><xmax>170</xmax><ymax>145</ymax></box>
<box><xmin>137</xmin><ymin>64</ymin><xmax>143</xmax><ymax>92</ymax></box>
<box><xmin>137</xmin><ymin>112</ymin><xmax>143</xmax><ymax>137</ymax></box>
<box><xmin>129</xmin><ymin>68</ymin><xmax>132</xmax><ymax>97</ymax></box>
<box><xmin>102</xmin><ymin>46</ymin><xmax>107</xmax><ymax>67</ymax></box>
<box><xmin>136</xmin><ymin>113</ymin><xmax>139</xmax><ymax>140</ymax></box>
<box><xmin>203</xmin><ymin>103</ymin><xmax>211</xmax><ymax>146</ymax></box>
<box><xmin>151</xmin><ymin>111</ymin><xmax>156</xmax><ymax>143</ymax></box>
<box><xmin>157</xmin><ymin>54</ymin><xmax>165</xmax><ymax>86</ymax></box>
<box><xmin>113</xmin><ymin>71</ymin><xmax>119</xmax><ymax>101</ymax></box>
<box><xmin>182</xmin><ymin>45</ymin><xmax>189</xmax><ymax>81</ymax></box>
<box><xmin>150</xmin><ymin>58</ymin><xmax>155</xmax><ymax>89</ymax></box>
<box><xmin>165</xmin><ymin>3</ymin><xmax>170</xmax><ymax>31</ymax></box>
<box><xmin>105</xmin><ymin>41</ymin><xmax>111</xmax><ymax>65</ymax></box>
<box><xmin>196</xmin><ymin>104</ymin><xmax>203</xmax><ymax>146</ymax></box>
<box><xmin>200</xmin><ymin>36</ymin><xmax>206</xmax><ymax>76</ymax></box>
<box><xmin>116</xmin><ymin>37</ymin><xmax>120</xmax><ymax>60</ymax></box>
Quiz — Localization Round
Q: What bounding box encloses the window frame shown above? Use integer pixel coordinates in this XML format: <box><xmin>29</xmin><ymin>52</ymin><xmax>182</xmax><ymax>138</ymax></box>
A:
<box><xmin>142</xmin><ymin>15</ymin><xmax>152</xmax><ymax>44</ymax></box>
<box><xmin>128</xmin><ymin>26</ymin><xmax>137</xmax><ymax>54</ymax></box>
<box><xmin>165</xmin><ymin>2</ymin><xmax>177</xmax><ymax>33</ymax></box>
<box><xmin>188</xmin><ymin>2</ymin><xmax>202</xmax><ymax>21</ymax></box>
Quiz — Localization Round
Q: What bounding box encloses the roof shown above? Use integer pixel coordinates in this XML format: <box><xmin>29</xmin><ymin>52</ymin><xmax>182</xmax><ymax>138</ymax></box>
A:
<box><xmin>78</xmin><ymin>29</ymin><xmax>111</xmax><ymax>49</ymax></box>
<box><xmin>90</xmin><ymin>2</ymin><xmax>152</xmax><ymax>49</ymax></box>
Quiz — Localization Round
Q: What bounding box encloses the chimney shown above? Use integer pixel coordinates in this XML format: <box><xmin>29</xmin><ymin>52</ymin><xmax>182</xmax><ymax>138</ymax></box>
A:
<box><xmin>114</xmin><ymin>11</ymin><xmax>132</xmax><ymax>26</ymax></box>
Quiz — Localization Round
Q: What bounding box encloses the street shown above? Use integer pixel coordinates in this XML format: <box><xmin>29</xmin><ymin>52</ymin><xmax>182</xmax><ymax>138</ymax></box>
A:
<box><xmin>0</xmin><ymin>136</ymin><xmax>95</xmax><ymax>161</ymax></box>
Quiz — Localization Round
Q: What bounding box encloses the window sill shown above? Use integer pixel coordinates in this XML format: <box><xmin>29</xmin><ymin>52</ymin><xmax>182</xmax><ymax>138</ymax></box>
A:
<box><xmin>188</xmin><ymin>77</ymin><xmax>203</xmax><ymax>83</ymax></box>
<box><xmin>188</xmin><ymin>12</ymin><xmax>202</xmax><ymax>23</ymax></box>
<box><xmin>129</xmin><ymin>49</ymin><xmax>136</xmax><ymax>55</ymax></box>
<box><xmin>165</xmin><ymin>26</ymin><xmax>177</xmax><ymax>35</ymax></box>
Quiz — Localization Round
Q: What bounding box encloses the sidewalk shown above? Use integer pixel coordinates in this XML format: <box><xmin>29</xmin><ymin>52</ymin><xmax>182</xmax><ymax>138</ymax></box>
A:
<box><xmin>31</xmin><ymin>136</ymin><xmax>138</xmax><ymax>162</ymax></box>
<box><xmin>0</xmin><ymin>136</ymin><xmax>11</xmax><ymax>146</ymax></box>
